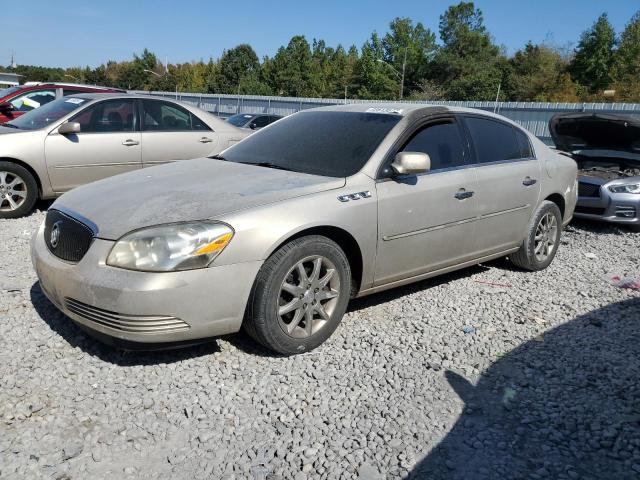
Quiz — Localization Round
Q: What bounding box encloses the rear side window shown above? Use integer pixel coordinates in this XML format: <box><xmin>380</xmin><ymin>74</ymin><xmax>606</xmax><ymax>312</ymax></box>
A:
<box><xmin>401</xmin><ymin>120</ymin><xmax>466</xmax><ymax>170</ymax></box>
<box><xmin>141</xmin><ymin>100</ymin><xmax>210</xmax><ymax>132</ymax></box>
<box><xmin>465</xmin><ymin>116</ymin><xmax>521</xmax><ymax>164</ymax></box>
<box><xmin>514</xmin><ymin>128</ymin><xmax>534</xmax><ymax>158</ymax></box>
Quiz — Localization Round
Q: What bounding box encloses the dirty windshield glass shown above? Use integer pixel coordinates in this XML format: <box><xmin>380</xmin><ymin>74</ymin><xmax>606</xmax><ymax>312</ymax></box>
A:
<box><xmin>221</xmin><ymin>111</ymin><xmax>401</xmax><ymax>177</ymax></box>
<box><xmin>5</xmin><ymin>97</ymin><xmax>87</xmax><ymax>130</ymax></box>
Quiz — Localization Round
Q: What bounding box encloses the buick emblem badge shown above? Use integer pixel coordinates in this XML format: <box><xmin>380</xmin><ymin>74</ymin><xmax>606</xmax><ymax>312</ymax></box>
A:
<box><xmin>50</xmin><ymin>221</ymin><xmax>62</xmax><ymax>249</ymax></box>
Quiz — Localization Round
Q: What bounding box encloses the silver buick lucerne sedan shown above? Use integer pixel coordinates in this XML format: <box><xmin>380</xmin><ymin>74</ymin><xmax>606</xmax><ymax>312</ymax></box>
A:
<box><xmin>0</xmin><ymin>93</ymin><xmax>248</xmax><ymax>218</ymax></box>
<box><xmin>32</xmin><ymin>104</ymin><xmax>577</xmax><ymax>354</ymax></box>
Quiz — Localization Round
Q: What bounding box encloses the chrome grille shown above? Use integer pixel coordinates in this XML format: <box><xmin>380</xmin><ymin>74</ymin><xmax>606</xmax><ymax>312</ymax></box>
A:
<box><xmin>64</xmin><ymin>298</ymin><xmax>190</xmax><ymax>334</ymax></box>
<box><xmin>44</xmin><ymin>210</ymin><xmax>94</xmax><ymax>262</ymax></box>
<box><xmin>577</xmin><ymin>182</ymin><xmax>601</xmax><ymax>198</ymax></box>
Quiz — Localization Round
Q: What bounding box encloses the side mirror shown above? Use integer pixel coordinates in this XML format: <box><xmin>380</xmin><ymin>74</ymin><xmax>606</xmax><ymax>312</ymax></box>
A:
<box><xmin>0</xmin><ymin>101</ymin><xmax>14</xmax><ymax>112</ymax></box>
<box><xmin>58</xmin><ymin>122</ymin><xmax>81</xmax><ymax>135</ymax></box>
<box><xmin>249</xmin><ymin>123</ymin><xmax>258</xmax><ymax>130</ymax></box>
<box><xmin>390</xmin><ymin>152</ymin><xmax>430</xmax><ymax>175</ymax></box>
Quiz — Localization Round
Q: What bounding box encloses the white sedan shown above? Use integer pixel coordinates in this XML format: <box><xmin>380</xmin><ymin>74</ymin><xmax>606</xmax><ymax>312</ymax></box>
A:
<box><xmin>0</xmin><ymin>93</ymin><xmax>250</xmax><ymax>218</ymax></box>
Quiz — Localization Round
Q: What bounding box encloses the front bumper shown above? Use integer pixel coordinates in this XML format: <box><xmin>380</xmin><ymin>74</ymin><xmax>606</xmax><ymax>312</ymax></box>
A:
<box><xmin>574</xmin><ymin>185</ymin><xmax>640</xmax><ymax>226</ymax></box>
<box><xmin>31</xmin><ymin>222</ymin><xmax>262</xmax><ymax>346</ymax></box>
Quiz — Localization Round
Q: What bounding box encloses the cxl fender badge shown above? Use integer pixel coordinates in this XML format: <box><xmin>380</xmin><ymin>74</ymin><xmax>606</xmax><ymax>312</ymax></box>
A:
<box><xmin>338</xmin><ymin>191</ymin><xmax>372</xmax><ymax>202</ymax></box>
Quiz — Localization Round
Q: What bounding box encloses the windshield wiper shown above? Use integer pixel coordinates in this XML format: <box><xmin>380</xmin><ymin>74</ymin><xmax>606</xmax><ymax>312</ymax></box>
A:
<box><xmin>210</xmin><ymin>154</ymin><xmax>227</xmax><ymax>161</ymax></box>
<box><xmin>246</xmin><ymin>162</ymin><xmax>295</xmax><ymax>172</ymax></box>
<box><xmin>2</xmin><ymin>123</ymin><xmax>20</xmax><ymax>129</ymax></box>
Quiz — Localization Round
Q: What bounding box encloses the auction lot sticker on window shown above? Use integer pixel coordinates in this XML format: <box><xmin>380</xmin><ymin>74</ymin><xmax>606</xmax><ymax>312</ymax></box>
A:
<box><xmin>366</xmin><ymin>107</ymin><xmax>403</xmax><ymax>114</ymax></box>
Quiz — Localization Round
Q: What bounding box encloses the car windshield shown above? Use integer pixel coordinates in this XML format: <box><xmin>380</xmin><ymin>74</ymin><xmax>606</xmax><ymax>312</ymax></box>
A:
<box><xmin>0</xmin><ymin>86</ymin><xmax>22</xmax><ymax>98</ymax></box>
<box><xmin>226</xmin><ymin>113</ymin><xmax>254</xmax><ymax>127</ymax></box>
<box><xmin>5</xmin><ymin>97</ymin><xmax>88</xmax><ymax>130</ymax></box>
<box><xmin>221</xmin><ymin>111</ymin><xmax>401</xmax><ymax>177</ymax></box>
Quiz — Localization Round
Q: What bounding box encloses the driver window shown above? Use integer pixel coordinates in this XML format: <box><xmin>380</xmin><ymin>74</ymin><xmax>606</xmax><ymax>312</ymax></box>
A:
<box><xmin>401</xmin><ymin>120</ymin><xmax>466</xmax><ymax>171</ymax></box>
<box><xmin>70</xmin><ymin>99</ymin><xmax>135</xmax><ymax>133</ymax></box>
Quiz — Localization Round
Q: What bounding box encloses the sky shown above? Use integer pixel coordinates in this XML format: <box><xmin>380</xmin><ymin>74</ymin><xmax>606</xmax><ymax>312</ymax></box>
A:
<box><xmin>1</xmin><ymin>0</ymin><xmax>638</xmax><ymax>68</ymax></box>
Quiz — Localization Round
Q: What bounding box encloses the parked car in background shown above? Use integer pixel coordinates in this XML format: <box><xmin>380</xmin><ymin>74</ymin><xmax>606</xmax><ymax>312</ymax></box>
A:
<box><xmin>0</xmin><ymin>82</ymin><xmax>125</xmax><ymax>124</ymax></box>
<box><xmin>550</xmin><ymin>113</ymin><xmax>640</xmax><ymax>231</ymax></box>
<box><xmin>226</xmin><ymin>112</ymin><xmax>283</xmax><ymax>130</ymax></box>
<box><xmin>32</xmin><ymin>104</ymin><xmax>577</xmax><ymax>355</ymax></box>
<box><xmin>0</xmin><ymin>93</ymin><xmax>249</xmax><ymax>218</ymax></box>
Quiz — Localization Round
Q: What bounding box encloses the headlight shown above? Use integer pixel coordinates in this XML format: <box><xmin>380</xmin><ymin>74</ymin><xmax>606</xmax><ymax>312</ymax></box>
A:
<box><xmin>106</xmin><ymin>222</ymin><xmax>234</xmax><ymax>272</ymax></box>
<box><xmin>608</xmin><ymin>184</ymin><xmax>640</xmax><ymax>194</ymax></box>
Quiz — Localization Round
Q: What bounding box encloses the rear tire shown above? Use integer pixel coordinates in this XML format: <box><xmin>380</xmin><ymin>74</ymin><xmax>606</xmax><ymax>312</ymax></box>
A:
<box><xmin>509</xmin><ymin>200</ymin><xmax>562</xmax><ymax>271</ymax></box>
<box><xmin>0</xmin><ymin>161</ymin><xmax>38</xmax><ymax>219</ymax></box>
<box><xmin>243</xmin><ymin>235</ymin><xmax>351</xmax><ymax>355</ymax></box>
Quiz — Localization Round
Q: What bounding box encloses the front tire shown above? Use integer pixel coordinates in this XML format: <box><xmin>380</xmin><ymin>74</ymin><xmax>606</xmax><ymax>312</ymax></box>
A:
<box><xmin>0</xmin><ymin>161</ymin><xmax>38</xmax><ymax>219</ymax></box>
<box><xmin>509</xmin><ymin>200</ymin><xmax>562</xmax><ymax>271</ymax></box>
<box><xmin>244</xmin><ymin>235</ymin><xmax>351</xmax><ymax>355</ymax></box>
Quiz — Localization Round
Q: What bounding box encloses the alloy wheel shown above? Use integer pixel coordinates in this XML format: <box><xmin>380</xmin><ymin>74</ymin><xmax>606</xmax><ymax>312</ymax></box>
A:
<box><xmin>277</xmin><ymin>255</ymin><xmax>341</xmax><ymax>339</ymax></box>
<box><xmin>534</xmin><ymin>211</ymin><xmax>558</xmax><ymax>262</ymax></box>
<box><xmin>0</xmin><ymin>171</ymin><xmax>28</xmax><ymax>212</ymax></box>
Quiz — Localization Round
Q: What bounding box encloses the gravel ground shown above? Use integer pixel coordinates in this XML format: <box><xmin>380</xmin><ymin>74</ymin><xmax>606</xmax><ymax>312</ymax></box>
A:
<box><xmin>1</xmin><ymin>209</ymin><xmax>639</xmax><ymax>480</ymax></box>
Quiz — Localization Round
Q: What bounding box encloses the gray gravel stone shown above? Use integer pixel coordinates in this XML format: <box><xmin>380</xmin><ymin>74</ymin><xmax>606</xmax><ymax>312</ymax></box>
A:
<box><xmin>0</xmin><ymin>213</ymin><xmax>639</xmax><ymax>479</ymax></box>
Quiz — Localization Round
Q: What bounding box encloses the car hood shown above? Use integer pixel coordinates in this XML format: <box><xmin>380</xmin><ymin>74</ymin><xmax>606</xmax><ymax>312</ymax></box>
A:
<box><xmin>53</xmin><ymin>158</ymin><xmax>346</xmax><ymax>240</ymax></box>
<box><xmin>550</xmin><ymin>113</ymin><xmax>640</xmax><ymax>153</ymax></box>
<box><xmin>0</xmin><ymin>125</ymin><xmax>34</xmax><ymax>135</ymax></box>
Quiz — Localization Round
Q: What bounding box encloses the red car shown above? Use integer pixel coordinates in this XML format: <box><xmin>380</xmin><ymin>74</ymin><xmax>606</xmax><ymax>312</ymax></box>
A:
<box><xmin>0</xmin><ymin>82</ymin><xmax>125</xmax><ymax>124</ymax></box>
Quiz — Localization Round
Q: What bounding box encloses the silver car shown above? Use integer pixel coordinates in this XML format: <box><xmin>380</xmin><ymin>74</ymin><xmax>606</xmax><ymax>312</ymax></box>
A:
<box><xmin>31</xmin><ymin>104</ymin><xmax>577</xmax><ymax>355</ymax></box>
<box><xmin>550</xmin><ymin>113</ymin><xmax>640</xmax><ymax>231</ymax></box>
<box><xmin>0</xmin><ymin>93</ymin><xmax>249</xmax><ymax>218</ymax></box>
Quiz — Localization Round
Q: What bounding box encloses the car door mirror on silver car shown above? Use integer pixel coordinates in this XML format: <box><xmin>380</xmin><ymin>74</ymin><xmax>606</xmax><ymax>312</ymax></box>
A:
<box><xmin>391</xmin><ymin>152</ymin><xmax>431</xmax><ymax>175</ymax></box>
<box><xmin>58</xmin><ymin>122</ymin><xmax>81</xmax><ymax>135</ymax></box>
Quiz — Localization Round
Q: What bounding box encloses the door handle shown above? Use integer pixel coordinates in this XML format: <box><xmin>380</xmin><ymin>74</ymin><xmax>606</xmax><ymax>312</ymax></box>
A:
<box><xmin>523</xmin><ymin>176</ymin><xmax>537</xmax><ymax>186</ymax></box>
<box><xmin>199</xmin><ymin>137</ymin><xmax>213</xmax><ymax>143</ymax></box>
<box><xmin>454</xmin><ymin>189</ymin><xmax>474</xmax><ymax>200</ymax></box>
<box><xmin>122</xmin><ymin>139</ymin><xmax>139</xmax><ymax>146</ymax></box>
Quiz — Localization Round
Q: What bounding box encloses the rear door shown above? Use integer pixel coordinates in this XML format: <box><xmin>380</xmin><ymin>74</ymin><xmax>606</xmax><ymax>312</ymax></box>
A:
<box><xmin>461</xmin><ymin>115</ymin><xmax>541</xmax><ymax>255</ymax></box>
<box><xmin>375</xmin><ymin>116</ymin><xmax>479</xmax><ymax>285</ymax></box>
<box><xmin>139</xmin><ymin>99</ymin><xmax>218</xmax><ymax>167</ymax></box>
<box><xmin>44</xmin><ymin>98</ymin><xmax>141</xmax><ymax>192</ymax></box>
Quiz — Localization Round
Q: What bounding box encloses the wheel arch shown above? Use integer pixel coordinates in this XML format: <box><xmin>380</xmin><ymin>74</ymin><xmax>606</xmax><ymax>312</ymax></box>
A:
<box><xmin>266</xmin><ymin>225</ymin><xmax>364</xmax><ymax>296</ymax></box>
<box><xmin>544</xmin><ymin>193</ymin><xmax>565</xmax><ymax>219</ymax></box>
<box><xmin>0</xmin><ymin>157</ymin><xmax>43</xmax><ymax>197</ymax></box>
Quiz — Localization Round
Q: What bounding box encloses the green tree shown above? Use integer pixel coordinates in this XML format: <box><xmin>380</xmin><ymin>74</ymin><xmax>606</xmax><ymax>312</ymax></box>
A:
<box><xmin>214</xmin><ymin>44</ymin><xmax>260</xmax><ymax>94</ymax></box>
<box><xmin>569</xmin><ymin>13</ymin><xmax>616</xmax><ymax>93</ymax></box>
<box><xmin>382</xmin><ymin>17</ymin><xmax>437</xmax><ymax>98</ymax></box>
<box><xmin>263</xmin><ymin>36</ymin><xmax>317</xmax><ymax>97</ymax></box>
<box><xmin>508</xmin><ymin>42</ymin><xmax>568</xmax><ymax>101</ymax></box>
<box><xmin>431</xmin><ymin>2</ymin><xmax>505</xmax><ymax>100</ymax></box>
<box><xmin>612</xmin><ymin>11</ymin><xmax>640</xmax><ymax>101</ymax></box>
<box><xmin>355</xmin><ymin>32</ymin><xmax>397</xmax><ymax>99</ymax></box>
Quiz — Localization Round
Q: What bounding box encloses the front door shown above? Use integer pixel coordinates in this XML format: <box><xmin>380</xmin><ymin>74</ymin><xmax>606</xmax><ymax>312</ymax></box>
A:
<box><xmin>44</xmin><ymin>98</ymin><xmax>141</xmax><ymax>192</ymax></box>
<box><xmin>375</xmin><ymin>117</ymin><xmax>479</xmax><ymax>286</ymax></box>
<box><xmin>139</xmin><ymin>99</ymin><xmax>217</xmax><ymax>167</ymax></box>
<box><xmin>462</xmin><ymin>115</ymin><xmax>542</xmax><ymax>255</ymax></box>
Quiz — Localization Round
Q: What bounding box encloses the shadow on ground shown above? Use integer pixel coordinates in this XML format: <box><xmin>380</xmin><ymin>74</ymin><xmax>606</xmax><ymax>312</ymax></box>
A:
<box><xmin>407</xmin><ymin>297</ymin><xmax>640</xmax><ymax>480</ymax></box>
<box><xmin>30</xmin><ymin>282</ymin><xmax>220</xmax><ymax>366</ymax></box>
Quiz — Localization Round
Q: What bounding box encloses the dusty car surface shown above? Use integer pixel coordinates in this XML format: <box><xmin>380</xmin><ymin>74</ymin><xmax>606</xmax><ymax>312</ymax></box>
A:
<box><xmin>0</xmin><ymin>93</ymin><xmax>248</xmax><ymax>218</ymax></box>
<box><xmin>550</xmin><ymin>113</ymin><xmax>640</xmax><ymax>231</ymax></box>
<box><xmin>32</xmin><ymin>104</ymin><xmax>577</xmax><ymax>354</ymax></box>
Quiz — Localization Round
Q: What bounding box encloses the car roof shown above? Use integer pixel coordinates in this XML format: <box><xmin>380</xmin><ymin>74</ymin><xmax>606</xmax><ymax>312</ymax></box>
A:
<box><xmin>311</xmin><ymin>103</ymin><xmax>532</xmax><ymax>132</ymax></box>
<box><xmin>18</xmin><ymin>82</ymin><xmax>124</xmax><ymax>92</ymax></box>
